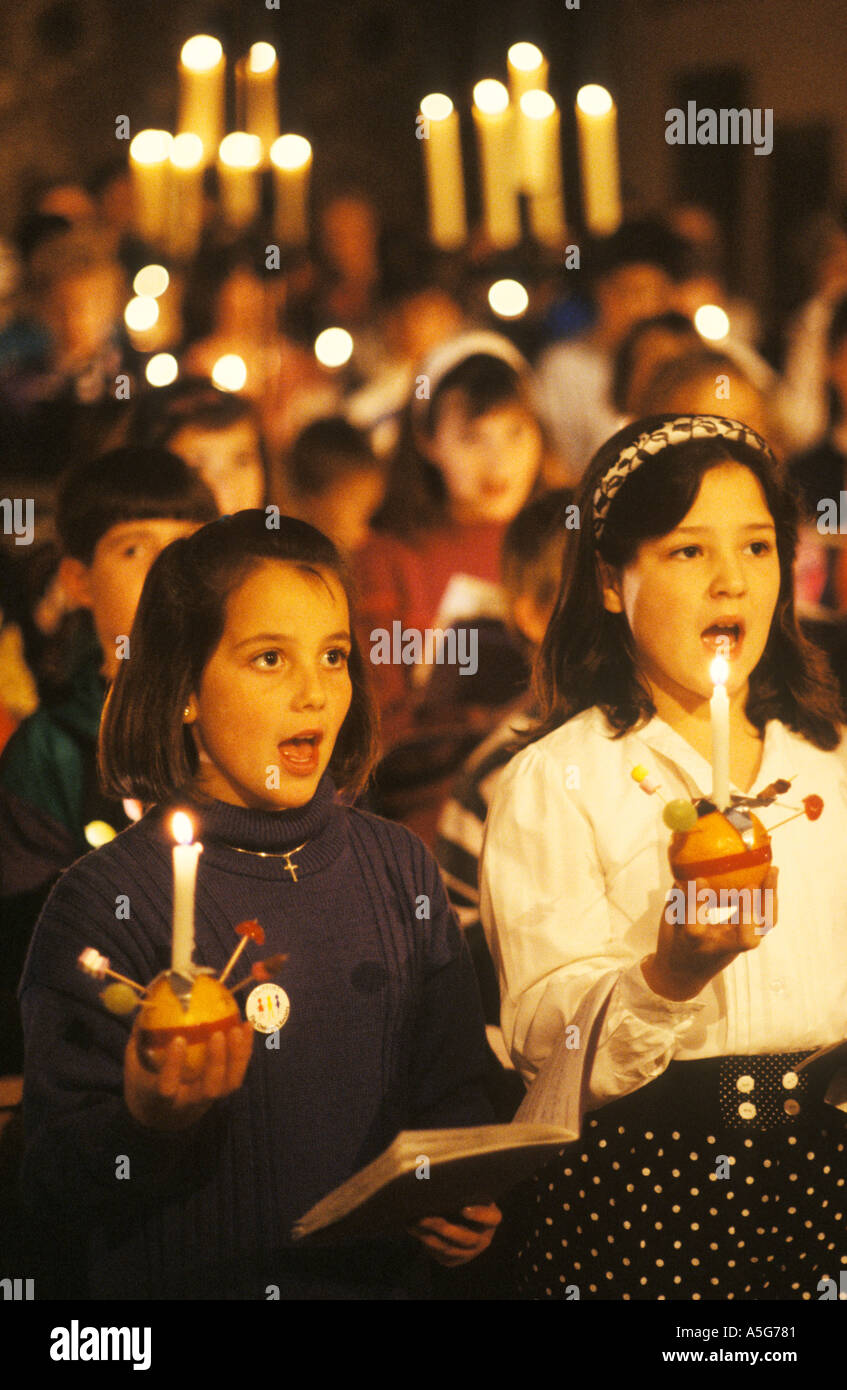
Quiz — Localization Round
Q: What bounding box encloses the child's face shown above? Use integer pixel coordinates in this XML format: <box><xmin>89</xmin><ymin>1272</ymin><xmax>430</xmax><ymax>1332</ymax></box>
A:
<box><xmin>69</xmin><ymin>519</ymin><xmax>202</xmax><ymax>679</ymax></box>
<box><xmin>425</xmin><ymin>395</ymin><xmax>542</xmax><ymax>525</ymax></box>
<box><xmin>168</xmin><ymin>421</ymin><xmax>265</xmax><ymax>516</ymax></box>
<box><xmin>602</xmin><ymin>462</ymin><xmax>780</xmax><ymax>712</ymax></box>
<box><xmin>187</xmin><ymin>560</ymin><xmax>353</xmax><ymax>811</ymax></box>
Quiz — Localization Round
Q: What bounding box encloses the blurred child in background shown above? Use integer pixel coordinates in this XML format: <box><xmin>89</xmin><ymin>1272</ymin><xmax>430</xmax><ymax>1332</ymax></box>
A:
<box><xmin>279</xmin><ymin>416</ymin><xmax>386</xmax><ymax>555</ymax></box>
<box><xmin>0</xmin><ymin>449</ymin><xmax>216</xmax><ymax>1070</ymax></box>
<box><xmin>132</xmin><ymin>377</ymin><xmax>267</xmax><ymax>516</ymax></box>
<box><xmin>355</xmin><ymin>332</ymin><xmax>545</xmax><ymax>749</ymax></box>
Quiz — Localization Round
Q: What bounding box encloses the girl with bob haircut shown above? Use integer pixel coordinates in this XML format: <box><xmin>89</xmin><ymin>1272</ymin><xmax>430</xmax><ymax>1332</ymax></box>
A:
<box><xmin>480</xmin><ymin>414</ymin><xmax>847</xmax><ymax>1301</ymax></box>
<box><xmin>20</xmin><ymin>510</ymin><xmax>499</xmax><ymax>1300</ymax></box>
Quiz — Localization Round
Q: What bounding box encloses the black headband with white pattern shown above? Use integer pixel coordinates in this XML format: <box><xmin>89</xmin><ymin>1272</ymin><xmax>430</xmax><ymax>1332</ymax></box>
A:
<box><xmin>592</xmin><ymin>415</ymin><xmax>776</xmax><ymax>539</ymax></box>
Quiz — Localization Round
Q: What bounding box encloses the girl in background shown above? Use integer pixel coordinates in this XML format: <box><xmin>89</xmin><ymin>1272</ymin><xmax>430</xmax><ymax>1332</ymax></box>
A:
<box><xmin>355</xmin><ymin>332</ymin><xmax>546</xmax><ymax>747</ymax></box>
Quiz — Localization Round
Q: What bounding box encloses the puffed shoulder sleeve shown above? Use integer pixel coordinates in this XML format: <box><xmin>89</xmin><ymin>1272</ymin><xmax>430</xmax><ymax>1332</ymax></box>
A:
<box><xmin>479</xmin><ymin>741</ymin><xmax>703</xmax><ymax>1110</ymax></box>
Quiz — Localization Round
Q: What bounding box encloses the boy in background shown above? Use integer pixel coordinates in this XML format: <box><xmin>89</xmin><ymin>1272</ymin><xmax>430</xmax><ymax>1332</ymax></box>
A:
<box><xmin>0</xmin><ymin>447</ymin><xmax>216</xmax><ymax>1069</ymax></box>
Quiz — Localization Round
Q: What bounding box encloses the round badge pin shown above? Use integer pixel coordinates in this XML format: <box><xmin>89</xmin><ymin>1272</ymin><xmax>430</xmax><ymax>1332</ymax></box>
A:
<box><xmin>246</xmin><ymin>982</ymin><xmax>291</xmax><ymax>1033</ymax></box>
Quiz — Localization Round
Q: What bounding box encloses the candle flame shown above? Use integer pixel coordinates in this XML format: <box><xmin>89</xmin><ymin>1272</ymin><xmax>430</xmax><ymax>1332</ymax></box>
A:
<box><xmin>710</xmin><ymin>655</ymin><xmax>729</xmax><ymax>686</ymax></box>
<box><xmin>269</xmin><ymin>134</ymin><xmax>312</xmax><ymax>171</ymax></box>
<box><xmin>520</xmin><ymin>89</ymin><xmax>556</xmax><ymax>120</ymax></box>
<box><xmin>420</xmin><ymin>93</ymin><xmax>453</xmax><ymax>122</ymax></box>
<box><xmin>508</xmin><ymin>42</ymin><xmax>544</xmax><ymax>72</ymax></box>
<box><xmin>219</xmin><ymin>132</ymin><xmax>262</xmax><ymax>169</ymax></box>
<box><xmin>172</xmin><ymin>811</ymin><xmax>194</xmax><ymax>846</ymax></box>
<box><xmin>577</xmin><ymin>84</ymin><xmax>614</xmax><ymax>117</ymax></box>
<box><xmin>181</xmin><ymin>35</ymin><xmax>223</xmax><ymax>72</ymax></box>
<box><xmin>473</xmin><ymin>79</ymin><xmax>510</xmax><ymax>116</ymax></box>
<box><xmin>248</xmin><ymin>42</ymin><xmax>277</xmax><ymax>74</ymax></box>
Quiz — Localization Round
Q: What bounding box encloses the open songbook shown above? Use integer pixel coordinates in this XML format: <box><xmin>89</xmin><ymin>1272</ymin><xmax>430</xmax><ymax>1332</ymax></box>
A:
<box><xmin>290</xmin><ymin>1123</ymin><xmax>575</xmax><ymax>1244</ymax></box>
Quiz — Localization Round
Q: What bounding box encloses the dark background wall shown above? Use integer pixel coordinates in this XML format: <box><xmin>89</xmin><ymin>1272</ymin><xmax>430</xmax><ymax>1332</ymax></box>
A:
<box><xmin>1</xmin><ymin>0</ymin><xmax>845</xmax><ymax>314</ymax></box>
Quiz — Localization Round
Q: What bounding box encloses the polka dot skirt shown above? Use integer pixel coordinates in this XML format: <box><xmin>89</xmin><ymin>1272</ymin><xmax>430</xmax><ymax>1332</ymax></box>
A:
<box><xmin>513</xmin><ymin>1053</ymin><xmax>847</xmax><ymax>1301</ymax></box>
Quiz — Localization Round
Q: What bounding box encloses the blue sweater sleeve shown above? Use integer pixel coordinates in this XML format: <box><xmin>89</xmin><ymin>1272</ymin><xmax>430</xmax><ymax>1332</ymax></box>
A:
<box><xmin>405</xmin><ymin>843</ymin><xmax>494</xmax><ymax>1129</ymax></box>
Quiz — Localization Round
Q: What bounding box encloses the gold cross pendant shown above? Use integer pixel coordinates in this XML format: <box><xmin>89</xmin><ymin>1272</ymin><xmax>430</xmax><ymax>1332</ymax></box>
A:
<box><xmin>282</xmin><ymin>851</ymin><xmax>300</xmax><ymax>882</ymax></box>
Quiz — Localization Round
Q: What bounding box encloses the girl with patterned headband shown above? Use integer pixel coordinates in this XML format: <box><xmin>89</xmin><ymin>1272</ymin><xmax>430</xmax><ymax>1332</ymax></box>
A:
<box><xmin>480</xmin><ymin>413</ymin><xmax>847</xmax><ymax>1301</ymax></box>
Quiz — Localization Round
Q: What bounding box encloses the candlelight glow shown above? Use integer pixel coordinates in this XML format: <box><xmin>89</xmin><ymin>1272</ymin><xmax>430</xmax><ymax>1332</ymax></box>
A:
<box><xmin>129</xmin><ymin>129</ymin><xmax>173</xmax><ymax>165</ymax></box>
<box><xmin>577</xmin><ymin>84</ymin><xmax>614</xmax><ymax>117</ymax></box>
<box><xmin>219</xmin><ymin>132</ymin><xmax>262</xmax><ymax>169</ymax></box>
<box><xmin>172</xmin><ymin>811</ymin><xmax>195</xmax><ymax>846</ymax></box>
<box><xmin>520</xmin><ymin>89</ymin><xmax>556</xmax><ymax>121</ymax></box>
<box><xmin>314</xmin><ymin>327</ymin><xmax>354</xmax><ymax>368</ymax></box>
<box><xmin>124</xmin><ymin>296</ymin><xmax>159</xmax><ymax>332</ymax></box>
<box><xmin>170</xmin><ymin>132</ymin><xmax>204</xmax><ymax>169</ymax></box>
<box><xmin>270</xmin><ymin>134</ymin><xmax>312</xmax><ymax>171</ymax></box>
<box><xmin>146</xmin><ymin>353</ymin><xmax>179</xmax><ymax>387</ymax></box>
<box><xmin>420</xmin><ymin>93</ymin><xmax>454</xmax><ymax>122</ymax></box>
<box><xmin>181</xmin><ymin>35</ymin><xmax>223</xmax><ymax>72</ymax></box>
<box><xmin>710</xmin><ymin>655</ymin><xmax>729</xmax><ymax>686</ymax></box>
<box><xmin>508</xmin><ymin>42</ymin><xmax>544</xmax><ymax>72</ymax></box>
<box><xmin>695</xmin><ymin>304</ymin><xmax>731</xmax><ymax>342</ymax></box>
<box><xmin>473</xmin><ymin>79</ymin><xmax>510</xmax><ymax>116</ymax></box>
<box><xmin>248</xmin><ymin>42</ymin><xmax>277</xmax><ymax>74</ymax></box>
<box><xmin>133</xmin><ymin>265</ymin><xmax>169</xmax><ymax>298</ymax></box>
<box><xmin>211</xmin><ymin>354</ymin><xmax>248</xmax><ymax>391</ymax></box>
<box><xmin>488</xmin><ymin>279</ymin><xmax>529</xmax><ymax>318</ymax></box>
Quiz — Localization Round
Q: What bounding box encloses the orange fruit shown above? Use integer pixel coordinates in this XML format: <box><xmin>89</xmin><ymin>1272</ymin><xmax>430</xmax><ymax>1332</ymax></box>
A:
<box><xmin>136</xmin><ymin>972</ymin><xmax>241</xmax><ymax>1078</ymax></box>
<box><xmin>669</xmin><ymin>808</ymin><xmax>772</xmax><ymax>893</ymax></box>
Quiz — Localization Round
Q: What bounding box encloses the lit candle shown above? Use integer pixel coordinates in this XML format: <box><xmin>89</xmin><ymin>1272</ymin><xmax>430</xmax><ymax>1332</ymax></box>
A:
<box><xmin>507</xmin><ymin>42</ymin><xmax>549</xmax><ymax>105</ymax></box>
<box><xmin>508</xmin><ymin>42</ymin><xmax>549</xmax><ymax>195</ymax></box>
<box><xmin>178</xmin><ymin>35</ymin><xmax>225</xmax><ymax>167</ymax></box>
<box><xmin>168</xmin><ymin>132</ymin><xmax>205</xmax><ymax>260</ymax></box>
<box><xmin>237</xmin><ymin>42</ymin><xmax>280</xmax><ymax>165</ymax></box>
<box><xmin>270</xmin><ymin>134</ymin><xmax>313</xmax><ymax>246</ymax></box>
<box><xmin>171</xmin><ymin>811</ymin><xmax>202</xmax><ymax>975</ymax></box>
<box><xmin>419</xmin><ymin>94</ymin><xmax>467</xmax><ymax>251</ymax></box>
<box><xmin>709</xmin><ymin>655</ymin><xmax>730</xmax><ymax>810</ymax></box>
<box><xmin>129</xmin><ymin>129</ymin><xmax>173</xmax><ymax>246</ymax></box>
<box><xmin>575</xmin><ymin>84</ymin><xmax>622</xmax><ymax>235</ymax></box>
<box><xmin>218</xmin><ymin>132</ymin><xmax>263</xmax><ymax>229</ymax></box>
<box><xmin>472</xmin><ymin>79</ymin><xmax>520</xmax><ymax>250</ymax></box>
<box><xmin>519</xmin><ymin>90</ymin><xmax>565</xmax><ymax>247</ymax></box>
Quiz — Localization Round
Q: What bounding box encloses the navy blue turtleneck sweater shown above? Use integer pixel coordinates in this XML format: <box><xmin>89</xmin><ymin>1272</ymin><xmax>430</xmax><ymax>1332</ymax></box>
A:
<box><xmin>20</xmin><ymin>775</ymin><xmax>493</xmax><ymax>1299</ymax></box>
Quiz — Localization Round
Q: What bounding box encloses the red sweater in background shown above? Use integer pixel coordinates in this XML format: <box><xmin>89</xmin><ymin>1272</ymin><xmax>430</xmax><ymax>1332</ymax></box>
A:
<box><xmin>353</xmin><ymin>521</ymin><xmax>507</xmax><ymax>745</ymax></box>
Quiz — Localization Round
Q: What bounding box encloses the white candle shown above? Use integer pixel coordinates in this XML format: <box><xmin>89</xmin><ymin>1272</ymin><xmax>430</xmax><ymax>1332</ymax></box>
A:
<box><xmin>709</xmin><ymin>655</ymin><xmax>730</xmax><ymax>810</ymax></box>
<box><xmin>270</xmin><ymin>134</ymin><xmax>313</xmax><ymax>245</ymax></box>
<box><xmin>575</xmin><ymin>84</ymin><xmax>622</xmax><ymax>235</ymax></box>
<box><xmin>519</xmin><ymin>90</ymin><xmax>565</xmax><ymax>247</ymax></box>
<box><xmin>472</xmin><ymin>79</ymin><xmax>520</xmax><ymax>250</ymax></box>
<box><xmin>419</xmin><ymin>94</ymin><xmax>467</xmax><ymax>251</ymax></box>
<box><xmin>171</xmin><ymin>811</ymin><xmax>202</xmax><ymax>975</ymax></box>
<box><xmin>218</xmin><ymin>133</ymin><xmax>263</xmax><ymax>229</ymax></box>
<box><xmin>178</xmin><ymin>35</ymin><xmax>225</xmax><ymax>168</ymax></box>
<box><xmin>238</xmin><ymin>42</ymin><xmax>280</xmax><ymax>165</ymax></box>
<box><xmin>168</xmin><ymin>132</ymin><xmax>204</xmax><ymax>260</ymax></box>
<box><xmin>508</xmin><ymin>43</ymin><xmax>549</xmax><ymax>195</ymax></box>
<box><xmin>129</xmin><ymin>130</ymin><xmax>173</xmax><ymax>246</ymax></box>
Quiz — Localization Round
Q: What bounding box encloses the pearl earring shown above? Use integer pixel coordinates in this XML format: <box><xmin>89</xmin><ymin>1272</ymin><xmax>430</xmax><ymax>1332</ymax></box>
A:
<box><xmin>183</xmin><ymin>706</ymin><xmax>191</xmax><ymax>720</ymax></box>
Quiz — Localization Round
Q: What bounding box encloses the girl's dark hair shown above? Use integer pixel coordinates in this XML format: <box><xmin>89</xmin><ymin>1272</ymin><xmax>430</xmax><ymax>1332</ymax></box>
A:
<box><xmin>375</xmin><ymin>353</ymin><xmax>538</xmax><ymax>535</ymax></box>
<box><xmin>99</xmin><ymin>511</ymin><xmax>380</xmax><ymax>803</ymax></box>
<box><xmin>532</xmin><ymin>414</ymin><xmax>843</xmax><ymax>749</ymax></box>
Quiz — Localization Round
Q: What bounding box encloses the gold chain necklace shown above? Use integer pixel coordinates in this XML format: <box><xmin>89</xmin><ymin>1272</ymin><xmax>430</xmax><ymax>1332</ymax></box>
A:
<box><xmin>224</xmin><ymin>839</ymin><xmax>308</xmax><ymax>881</ymax></box>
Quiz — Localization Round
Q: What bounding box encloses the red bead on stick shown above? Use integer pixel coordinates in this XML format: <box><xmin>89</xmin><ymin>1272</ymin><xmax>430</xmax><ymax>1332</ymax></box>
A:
<box><xmin>236</xmin><ymin>919</ymin><xmax>265</xmax><ymax>945</ymax></box>
<box><xmin>803</xmin><ymin>794</ymin><xmax>824</xmax><ymax>821</ymax></box>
